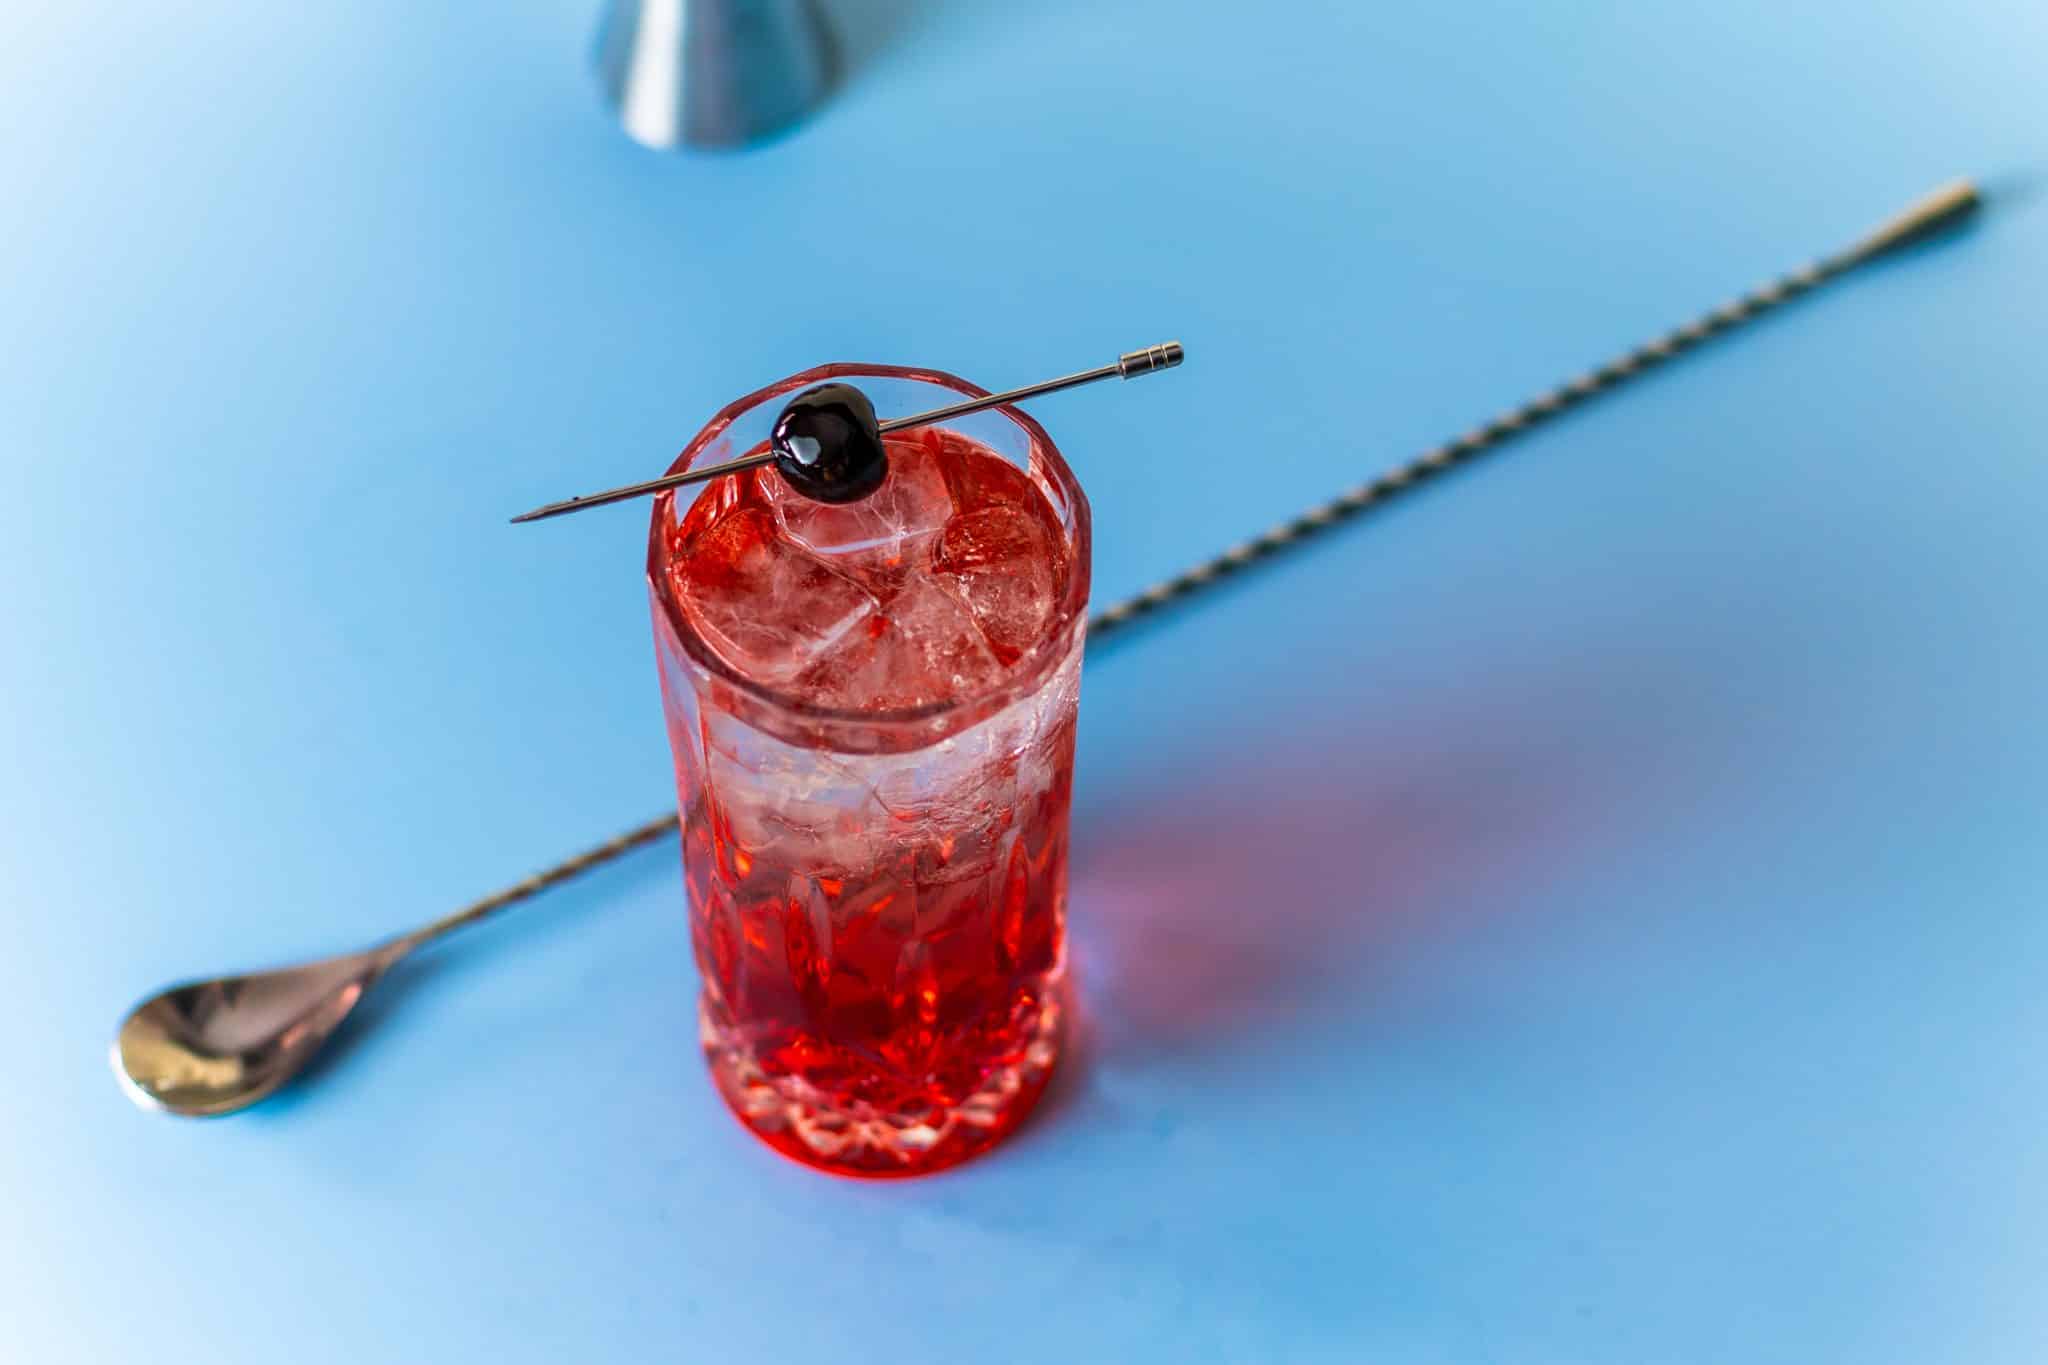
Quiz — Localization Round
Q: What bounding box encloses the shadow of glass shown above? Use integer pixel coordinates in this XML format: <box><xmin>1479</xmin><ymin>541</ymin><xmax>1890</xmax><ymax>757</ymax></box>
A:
<box><xmin>1067</xmin><ymin>727</ymin><xmax>1588</xmax><ymax>1064</ymax></box>
<box><xmin>1057</xmin><ymin>612</ymin><xmax>1815</xmax><ymax>1070</ymax></box>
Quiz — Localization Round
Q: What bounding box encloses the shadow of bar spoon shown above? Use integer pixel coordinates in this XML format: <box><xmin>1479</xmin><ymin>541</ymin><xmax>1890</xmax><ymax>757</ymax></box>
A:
<box><xmin>111</xmin><ymin>175</ymin><xmax>1984</xmax><ymax>1118</ymax></box>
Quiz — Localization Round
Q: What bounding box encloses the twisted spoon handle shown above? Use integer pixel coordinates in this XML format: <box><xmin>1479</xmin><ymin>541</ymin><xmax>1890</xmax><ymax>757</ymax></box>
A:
<box><xmin>383</xmin><ymin>816</ymin><xmax>679</xmax><ymax>957</ymax></box>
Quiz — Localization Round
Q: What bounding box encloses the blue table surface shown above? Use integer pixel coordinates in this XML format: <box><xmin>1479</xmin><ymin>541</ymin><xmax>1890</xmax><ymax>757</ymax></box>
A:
<box><xmin>6</xmin><ymin>1</ymin><xmax>2046</xmax><ymax>1360</ymax></box>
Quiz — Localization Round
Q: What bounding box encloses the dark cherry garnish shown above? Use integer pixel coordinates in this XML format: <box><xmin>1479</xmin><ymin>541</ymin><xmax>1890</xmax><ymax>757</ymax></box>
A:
<box><xmin>770</xmin><ymin>383</ymin><xmax>888</xmax><ymax>504</ymax></box>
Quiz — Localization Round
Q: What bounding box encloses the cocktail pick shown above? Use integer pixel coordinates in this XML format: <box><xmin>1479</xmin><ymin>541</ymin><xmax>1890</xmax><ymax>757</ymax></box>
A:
<box><xmin>114</xmin><ymin>179</ymin><xmax>1981</xmax><ymax>1116</ymax></box>
<box><xmin>509</xmin><ymin>342</ymin><xmax>1186</xmax><ymax>523</ymax></box>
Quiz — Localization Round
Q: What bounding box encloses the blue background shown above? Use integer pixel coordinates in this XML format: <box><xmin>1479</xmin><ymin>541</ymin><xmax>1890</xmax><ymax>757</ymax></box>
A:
<box><xmin>4</xmin><ymin>1</ymin><xmax>2045</xmax><ymax>1359</ymax></box>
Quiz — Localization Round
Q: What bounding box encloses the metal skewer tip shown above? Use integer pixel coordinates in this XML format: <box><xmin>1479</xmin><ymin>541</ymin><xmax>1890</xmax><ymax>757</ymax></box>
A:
<box><xmin>511</xmin><ymin>340</ymin><xmax>1186</xmax><ymax>524</ymax></box>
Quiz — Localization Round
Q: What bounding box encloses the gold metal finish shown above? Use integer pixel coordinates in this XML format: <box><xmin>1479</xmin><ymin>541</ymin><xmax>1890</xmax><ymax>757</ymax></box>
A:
<box><xmin>1835</xmin><ymin>178</ymin><xmax>1980</xmax><ymax>265</ymax></box>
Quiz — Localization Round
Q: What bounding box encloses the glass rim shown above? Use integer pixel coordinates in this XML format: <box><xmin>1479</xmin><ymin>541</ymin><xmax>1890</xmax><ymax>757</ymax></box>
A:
<box><xmin>647</xmin><ymin>361</ymin><xmax>1093</xmax><ymax>731</ymax></box>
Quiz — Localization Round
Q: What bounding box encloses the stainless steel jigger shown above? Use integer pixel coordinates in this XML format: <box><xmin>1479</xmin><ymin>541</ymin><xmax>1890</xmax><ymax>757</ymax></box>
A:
<box><xmin>594</xmin><ymin>0</ymin><xmax>839</xmax><ymax>150</ymax></box>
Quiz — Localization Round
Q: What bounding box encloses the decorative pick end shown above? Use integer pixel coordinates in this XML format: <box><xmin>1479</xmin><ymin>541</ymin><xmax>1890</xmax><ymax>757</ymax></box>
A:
<box><xmin>1118</xmin><ymin>341</ymin><xmax>1185</xmax><ymax>378</ymax></box>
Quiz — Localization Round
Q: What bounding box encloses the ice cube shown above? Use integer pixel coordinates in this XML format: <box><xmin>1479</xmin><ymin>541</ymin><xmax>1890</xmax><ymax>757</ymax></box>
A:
<box><xmin>673</xmin><ymin>506</ymin><xmax>877</xmax><ymax>685</ymax></box>
<box><xmin>701</xmin><ymin>712</ymin><xmax>893</xmax><ymax>873</ymax></box>
<box><xmin>763</xmin><ymin>434</ymin><xmax>956</xmax><ymax>598</ymax></box>
<box><xmin>872</xmin><ymin>709</ymin><xmax>1017</xmax><ymax>818</ymax></box>
<box><xmin>795</xmin><ymin>575</ymin><xmax>1005</xmax><ymax>712</ymax></box>
<box><xmin>930</xmin><ymin>502</ymin><xmax>1062</xmax><ymax>664</ymax></box>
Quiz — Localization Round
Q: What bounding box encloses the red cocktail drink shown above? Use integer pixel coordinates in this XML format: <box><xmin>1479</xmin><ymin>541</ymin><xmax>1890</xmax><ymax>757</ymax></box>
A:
<box><xmin>648</xmin><ymin>365</ymin><xmax>1090</xmax><ymax>1176</ymax></box>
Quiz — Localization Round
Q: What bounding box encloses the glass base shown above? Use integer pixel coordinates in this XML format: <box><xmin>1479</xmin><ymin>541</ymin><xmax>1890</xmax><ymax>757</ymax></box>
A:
<box><xmin>699</xmin><ymin>990</ymin><xmax>1063</xmax><ymax>1178</ymax></box>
